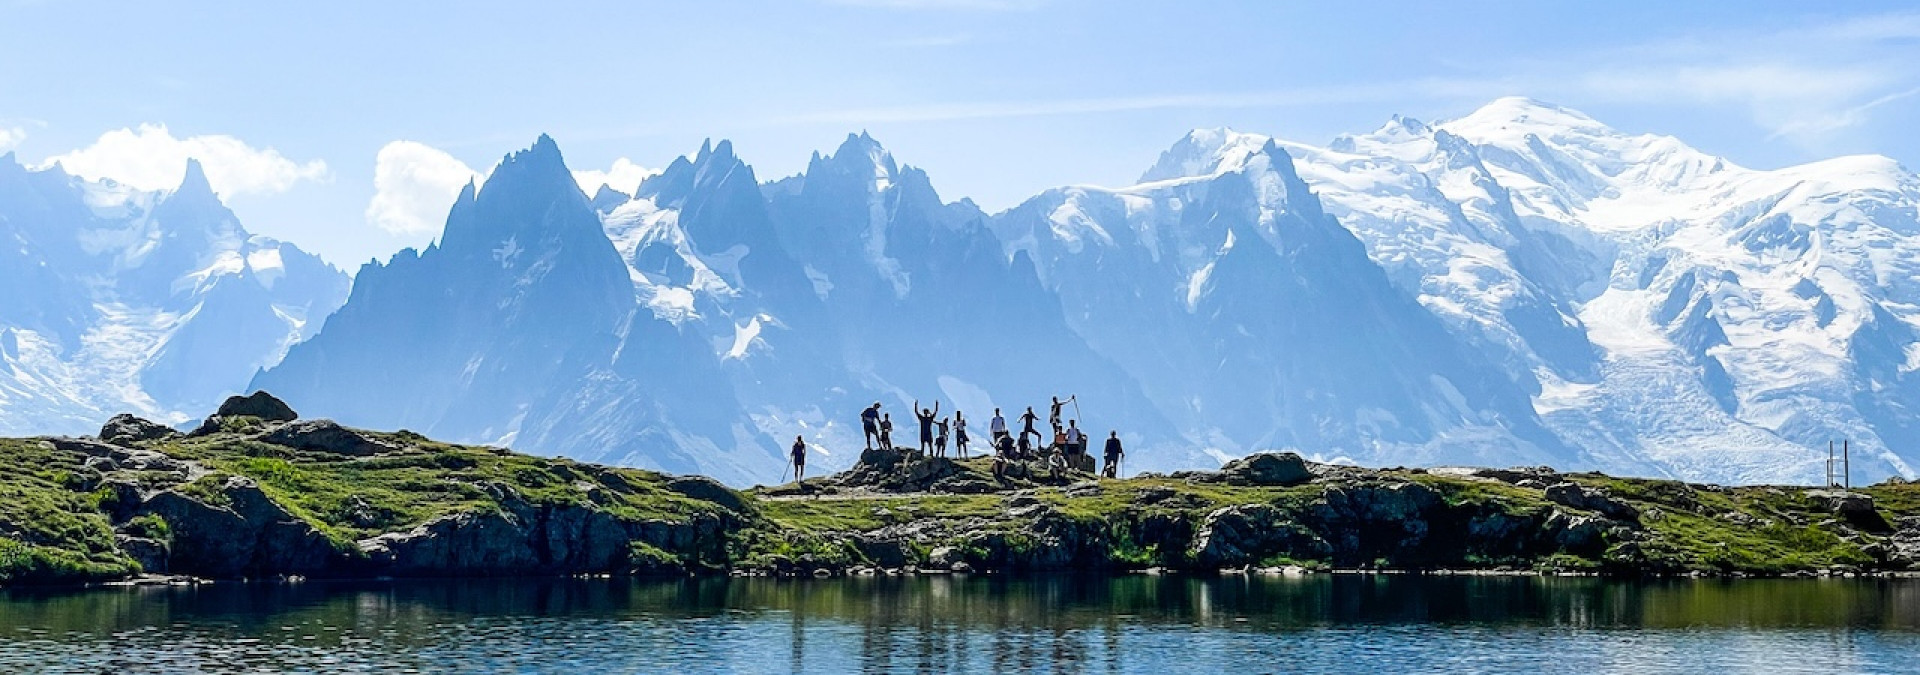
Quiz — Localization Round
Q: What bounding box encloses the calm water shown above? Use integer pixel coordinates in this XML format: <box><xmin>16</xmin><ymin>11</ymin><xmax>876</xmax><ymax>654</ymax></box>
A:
<box><xmin>2</xmin><ymin>575</ymin><xmax>1918</xmax><ymax>674</ymax></box>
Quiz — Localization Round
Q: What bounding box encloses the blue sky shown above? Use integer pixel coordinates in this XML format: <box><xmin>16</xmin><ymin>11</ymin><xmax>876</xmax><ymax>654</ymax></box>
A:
<box><xmin>5</xmin><ymin>0</ymin><xmax>1919</xmax><ymax>266</ymax></box>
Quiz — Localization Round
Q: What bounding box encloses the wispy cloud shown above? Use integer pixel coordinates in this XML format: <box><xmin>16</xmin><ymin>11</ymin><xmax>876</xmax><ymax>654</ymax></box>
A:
<box><xmin>1552</xmin><ymin>10</ymin><xmax>1920</xmax><ymax>149</ymax></box>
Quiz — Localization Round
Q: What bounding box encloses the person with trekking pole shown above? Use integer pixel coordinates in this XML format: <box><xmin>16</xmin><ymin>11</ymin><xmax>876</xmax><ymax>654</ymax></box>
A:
<box><xmin>790</xmin><ymin>435</ymin><xmax>808</xmax><ymax>483</ymax></box>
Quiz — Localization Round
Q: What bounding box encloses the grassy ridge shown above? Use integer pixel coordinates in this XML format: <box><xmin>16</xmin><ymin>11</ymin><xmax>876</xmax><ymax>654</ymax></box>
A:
<box><xmin>3</xmin><ymin>424</ymin><xmax>1918</xmax><ymax>585</ymax></box>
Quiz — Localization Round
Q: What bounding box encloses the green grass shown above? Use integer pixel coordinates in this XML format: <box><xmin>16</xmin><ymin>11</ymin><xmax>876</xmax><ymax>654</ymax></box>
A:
<box><xmin>0</xmin><ymin>439</ymin><xmax>138</xmax><ymax>583</ymax></box>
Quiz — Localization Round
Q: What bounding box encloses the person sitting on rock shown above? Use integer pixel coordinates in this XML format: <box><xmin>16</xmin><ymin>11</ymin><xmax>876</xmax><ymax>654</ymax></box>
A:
<box><xmin>1103</xmin><ymin>431</ymin><xmax>1124</xmax><ymax>479</ymax></box>
<box><xmin>860</xmin><ymin>402</ymin><xmax>882</xmax><ymax>450</ymax></box>
<box><xmin>954</xmin><ymin>411</ymin><xmax>970</xmax><ymax>458</ymax></box>
<box><xmin>1046</xmin><ymin>445</ymin><xmax>1069</xmax><ymax>482</ymax></box>
<box><xmin>914</xmin><ymin>399</ymin><xmax>940</xmax><ymax>455</ymax></box>
<box><xmin>1065</xmin><ymin>420</ymin><xmax>1085</xmax><ymax>456</ymax></box>
<box><xmin>790</xmin><ymin>435</ymin><xmax>808</xmax><ymax>483</ymax></box>
<box><xmin>934</xmin><ymin>416</ymin><xmax>951</xmax><ymax>457</ymax></box>
<box><xmin>991</xmin><ymin>434</ymin><xmax>1014</xmax><ymax>482</ymax></box>
<box><xmin>1016</xmin><ymin>431</ymin><xmax>1033</xmax><ymax>460</ymax></box>
<box><xmin>879</xmin><ymin>414</ymin><xmax>894</xmax><ymax>450</ymax></box>
<box><xmin>1019</xmin><ymin>406</ymin><xmax>1040</xmax><ymax>446</ymax></box>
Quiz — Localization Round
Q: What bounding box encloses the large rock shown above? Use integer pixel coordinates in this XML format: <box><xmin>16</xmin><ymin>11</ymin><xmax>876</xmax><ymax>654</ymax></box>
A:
<box><xmin>215</xmin><ymin>391</ymin><xmax>299</xmax><ymax>422</ymax></box>
<box><xmin>1543</xmin><ymin>482</ymin><xmax>1640</xmax><ymax>521</ymax></box>
<box><xmin>1807</xmin><ymin>489</ymin><xmax>1889</xmax><ymax>532</ymax></box>
<box><xmin>136</xmin><ymin>477</ymin><xmax>344</xmax><ymax>578</ymax></box>
<box><xmin>42</xmin><ymin>437</ymin><xmax>190</xmax><ymax>474</ymax></box>
<box><xmin>99</xmin><ymin>414</ymin><xmax>179</xmax><ymax>445</ymax></box>
<box><xmin>664</xmin><ymin>475</ymin><xmax>748</xmax><ymax>512</ymax></box>
<box><xmin>1214</xmin><ymin>452</ymin><xmax>1315</xmax><ymax>486</ymax></box>
<box><xmin>1190</xmin><ymin>503</ymin><xmax>1327</xmax><ymax>566</ymax></box>
<box><xmin>262</xmin><ymin>419</ymin><xmax>397</xmax><ymax>456</ymax></box>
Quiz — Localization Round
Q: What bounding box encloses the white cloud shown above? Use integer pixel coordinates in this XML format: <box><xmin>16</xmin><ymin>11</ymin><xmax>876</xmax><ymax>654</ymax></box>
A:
<box><xmin>41</xmin><ymin>123</ymin><xmax>327</xmax><ymax>195</ymax></box>
<box><xmin>365</xmin><ymin>141</ymin><xmax>483</xmax><ymax>237</ymax></box>
<box><xmin>571</xmin><ymin>157</ymin><xmax>657</xmax><ymax>196</ymax></box>
<box><xmin>0</xmin><ymin>126</ymin><xmax>23</xmax><ymax>153</ymax></box>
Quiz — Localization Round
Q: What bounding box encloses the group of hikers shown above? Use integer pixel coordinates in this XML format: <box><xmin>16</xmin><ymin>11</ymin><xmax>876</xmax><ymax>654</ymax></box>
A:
<box><xmin>786</xmin><ymin>394</ymin><xmax>1128</xmax><ymax>484</ymax></box>
<box><xmin>837</xmin><ymin>395</ymin><xmax>1125</xmax><ymax>479</ymax></box>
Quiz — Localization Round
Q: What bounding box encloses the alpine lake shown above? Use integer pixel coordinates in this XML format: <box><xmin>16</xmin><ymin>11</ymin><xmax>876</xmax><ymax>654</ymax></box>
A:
<box><xmin>2</xmin><ymin>573</ymin><xmax>1916</xmax><ymax>674</ymax></box>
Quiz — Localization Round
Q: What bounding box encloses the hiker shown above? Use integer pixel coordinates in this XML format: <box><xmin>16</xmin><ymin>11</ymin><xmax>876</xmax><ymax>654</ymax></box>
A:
<box><xmin>860</xmin><ymin>402</ymin><xmax>882</xmax><ymax>450</ymax></box>
<box><xmin>1052</xmin><ymin>427</ymin><xmax>1068</xmax><ymax>457</ymax></box>
<box><xmin>954</xmin><ymin>411</ymin><xmax>971</xmax><ymax>458</ymax></box>
<box><xmin>992</xmin><ymin>434</ymin><xmax>1014</xmax><ymax>482</ymax></box>
<box><xmin>1065</xmin><ymin>420</ymin><xmax>1085</xmax><ymax>457</ymax></box>
<box><xmin>934</xmin><ymin>415</ymin><xmax>951</xmax><ymax>457</ymax></box>
<box><xmin>790</xmin><ymin>435</ymin><xmax>807</xmax><ymax>482</ymax></box>
<box><xmin>1102</xmin><ymin>431</ymin><xmax>1123</xmax><ymax>479</ymax></box>
<box><xmin>914</xmin><ymin>399</ymin><xmax>941</xmax><ymax>455</ymax></box>
<box><xmin>879</xmin><ymin>414</ymin><xmax>894</xmax><ymax>450</ymax></box>
<box><xmin>1046</xmin><ymin>446</ymin><xmax>1069</xmax><ymax>481</ymax></box>
<box><xmin>1015</xmin><ymin>432</ymin><xmax>1033</xmax><ymax>460</ymax></box>
<box><xmin>1019</xmin><ymin>406</ymin><xmax>1040</xmax><ymax>446</ymax></box>
<box><xmin>989</xmin><ymin>408</ymin><xmax>1008</xmax><ymax>443</ymax></box>
<box><xmin>1049</xmin><ymin>395</ymin><xmax>1074</xmax><ymax>435</ymax></box>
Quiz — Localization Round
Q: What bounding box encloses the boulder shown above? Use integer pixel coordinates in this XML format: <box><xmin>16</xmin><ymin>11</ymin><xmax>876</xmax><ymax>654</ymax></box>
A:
<box><xmin>1807</xmin><ymin>489</ymin><xmax>1889</xmax><ymax>532</ymax></box>
<box><xmin>43</xmin><ymin>437</ymin><xmax>189</xmax><ymax>474</ymax></box>
<box><xmin>1544</xmin><ymin>482</ymin><xmax>1640</xmax><ymax>521</ymax></box>
<box><xmin>115</xmin><ymin>535</ymin><xmax>169</xmax><ymax>574</ymax></box>
<box><xmin>927</xmin><ymin>546</ymin><xmax>962</xmax><ymax>568</ymax></box>
<box><xmin>99</xmin><ymin>413</ymin><xmax>179</xmax><ymax>445</ymax></box>
<box><xmin>262</xmin><ymin>419</ymin><xmax>397</xmax><ymax>456</ymax></box>
<box><xmin>1214</xmin><ymin>452</ymin><xmax>1315</xmax><ymax>486</ymax></box>
<box><xmin>1190</xmin><ymin>503</ymin><xmax>1327</xmax><ymax>566</ymax></box>
<box><xmin>136</xmin><ymin>477</ymin><xmax>343</xmax><ymax>578</ymax></box>
<box><xmin>663</xmin><ymin>476</ymin><xmax>748</xmax><ymax>512</ymax></box>
<box><xmin>214</xmin><ymin>391</ymin><xmax>298</xmax><ymax>422</ymax></box>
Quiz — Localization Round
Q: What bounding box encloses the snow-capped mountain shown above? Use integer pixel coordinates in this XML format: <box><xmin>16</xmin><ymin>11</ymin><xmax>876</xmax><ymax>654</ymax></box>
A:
<box><xmin>0</xmin><ymin>154</ymin><xmax>349</xmax><ymax>435</ymax></box>
<box><xmin>7</xmin><ymin>98</ymin><xmax>1916</xmax><ymax>486</ymax></box>
<box><xmin>1186</xmin><ymin>97</ymin><xmax>1920</xmax><ymax>483</ymax></box>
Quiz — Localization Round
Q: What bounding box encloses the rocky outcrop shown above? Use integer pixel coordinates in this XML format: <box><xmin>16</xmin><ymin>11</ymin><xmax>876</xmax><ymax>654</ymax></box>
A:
<box><xmin>1191</xmin><ymin>504</ymin><xmax>1326</xmax><ymax>566</ymax></box>
<box><xmin>1211</xmin><ymin>452</ymin><xmax>1315</xmax><ymax>486</ymax></box>
<box><xmin>1544</xmin><ymin>482</ymin><xmax>1640</xmax><ymax>521</ymax></box>
<box><xmin>136</xmin><ymin>477</ymin><xmax>346</xmax><ymax>578</ymax></box>
<box><xmin>1808</xmin><ymin>489</ymin><xmax>1889</xmax><ymax>532</ymax></box>
<box><xmin>98</xmin><ymin>414</ymin><xmax>178</xmax><ymax>445</ymax></box>
<box><xmin>215</xmin><ymin>391</ymin><xmax>299</xmax><ymax>421</ymax></box>
<box><xmin>262</xmin><ymin>419</ymin><xmax>399</xmax><ymax>456</ymax></box>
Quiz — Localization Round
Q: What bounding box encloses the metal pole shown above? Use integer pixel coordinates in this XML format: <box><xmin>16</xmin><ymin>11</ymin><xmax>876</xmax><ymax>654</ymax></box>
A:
<box><xmin>1844</xmin><ymin>440</ymin><xmax>1851</xmax><ymax>490</ymax></box>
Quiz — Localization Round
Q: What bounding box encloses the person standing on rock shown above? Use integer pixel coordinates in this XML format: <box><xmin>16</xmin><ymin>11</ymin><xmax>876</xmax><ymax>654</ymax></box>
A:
<box><xmin>1103</xmin><ymin>431</ymin><xmax>1124</xmax><ymax>479</ymax></box>
<box><xmin>1019</xmin><ymin>406</ymin><xmax>1040</xmax><ymax>446</ymax></box>
<box><xmin>860</xmin><ymin>402</ymin><xmax>882</xmax><ymax>450</ymax></box>
<box><xmin>954</xmin><ymin>411</ymin><xmax>971</xmax><ymax>458</ymax></box>
<box><xmin>934</xmin><ymin>415</ymin><xmax>951</xmax><ymax>457</ymax></box>
<box><xmin>1065</xmin><ymin>420</ymin><xmax>1085</xmax><ymax>457</ymax></box>
<box><xmin>989</xmin><ymin>408</ymin><xmax>1008</xmax><ymax>444</ymax></box>
<box><xmin>790</xmin><ymin>435</ymin><xmax>808</xmax><ymax>483</ymax></box>
<box><xmin>914</xmin><ymin>399</ymin><xmax>940</xmax><ymax>455</ymax></box>
<box><xmin>879</xmin><ymin>414</ymin><xmax>894</xmax><ymax>450</ymax></box>
<box><xmin>1049</xmin><ymin>395</ymin><xmax>1073</xmax><ymax>435</ymax></box>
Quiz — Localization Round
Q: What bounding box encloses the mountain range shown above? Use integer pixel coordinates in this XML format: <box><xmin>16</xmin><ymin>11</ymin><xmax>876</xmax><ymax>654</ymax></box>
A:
<box><xmin>3</xmin><ymin>98</ymin><xmax>1915</xmax><ymax>486</ymax></box>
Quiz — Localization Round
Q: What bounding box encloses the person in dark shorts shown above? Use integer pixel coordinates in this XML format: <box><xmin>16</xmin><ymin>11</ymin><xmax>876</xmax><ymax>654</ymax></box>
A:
<box><xmin>914</xmin><ymin>399</ymin><xmax>941</xmax><ymax>455</ymax></box>
<box><xmin>1019</xmin><ymin>406</ymin><xmax>1040</xmax><ymax>446</ymax></box>
<box><xmin>879</xmin><ymin>414</ymin><xmax>894</xmax><ymax>450</ymax></box>
<box><xmin>954</xmin><ymin>411</ymin><xmax>971</xmax><ymax>458</ymax></box>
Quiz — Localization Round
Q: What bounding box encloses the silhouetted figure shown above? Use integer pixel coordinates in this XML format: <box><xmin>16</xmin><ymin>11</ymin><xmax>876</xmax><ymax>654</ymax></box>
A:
<box><xmin>860</xmin><ymin>402</ymin><xmax>882</xmax><ymax>450</ymax></box>
<box><xmin>1049</xmin><ymin>395</ymin><xmax>1073</xmax><ymax>435</ymax></box>
<box><xmin>1016</xmin><ymin>432</ymin><xmax>1033</xmax><ymax>460</ymax></box>
<box><xmin>790</xmin><ymin>435</ymin><xmax>807</xmax><ymax>482</ymax></box>
<box><xmin>1103</xmin><ymin>431</ymin><xmax>1123</xmax><ymax>479</ymax></box>
<box><xmin>914</xmin><ymin>399</ymin><xmax>940</xmax><ymax>455</ymax></box>
<box><xmin>879</xmin><ymin>414</ymin><xmax>894</xmax><ymax>450</ymax></box>
<box><xmin>954</xmin><ymin>411</ymin><xmax>971</xmax><ymax>458</ymax></box>
<box><xmin>1019</xmin><ymin>407</ymin><xmax>1040</xmax><ymax>446</ymax></box>
<box><xmin>989</xmin><ymin>408</ymin><xmax>1008</xmax><ymax>443</ymax></box>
